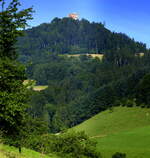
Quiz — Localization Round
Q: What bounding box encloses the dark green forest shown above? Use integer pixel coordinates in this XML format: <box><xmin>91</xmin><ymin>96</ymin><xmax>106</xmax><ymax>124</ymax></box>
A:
<box><xmin>25</xmin><ymin>53</ymin><xmax>150</xmax><ymax>132</ymax></box>
<box><xmin>17</xmin><ymin>17</ymin><xmax>146</xmax><ymax>63</ymax></box>
<box><xmin>16</xmin><ymin>18</ymin><xmax>150</xmax><ymax>132</ymax></box>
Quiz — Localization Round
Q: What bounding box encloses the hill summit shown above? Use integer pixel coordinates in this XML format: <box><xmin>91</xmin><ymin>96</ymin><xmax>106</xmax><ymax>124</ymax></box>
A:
<box><xmin>17</xmin><ymin>17</ymin><xmax>146</xmax><ymax>62</ymax></box>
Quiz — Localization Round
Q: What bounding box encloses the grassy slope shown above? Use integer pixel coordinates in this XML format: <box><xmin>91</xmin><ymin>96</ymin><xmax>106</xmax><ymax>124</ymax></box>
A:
<box><xmin>96</xmin><ymin>126</ymin><xmax>150</xmax><ymax>158</ymax></box>
<box><xmin>66</xmin><ymin>54</ymin><xmax>104</xmax><ymax>60</ymax></box>
<box><xmin>32</xmin><ymin>85</ymin><xmax>48</xmax><ymax>91</ymax></box>
<box><xmin>0</xmin><ymin>144</ymin><xmax>58</xmax><ymax>158</ymax></box>
<box><xmin>73</xmin><ymin>106</ymin><xmax>150</xmax><ymax>137</ymax></box>
<box><xmin>72</xmin><ymin>107</ymin><xmax>150</xmax><ymax>158</ymax></box>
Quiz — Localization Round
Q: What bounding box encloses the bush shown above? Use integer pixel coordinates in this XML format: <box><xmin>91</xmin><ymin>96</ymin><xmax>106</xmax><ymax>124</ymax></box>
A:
<box><xmin>112</xmin><ymin>152</ymin><xmax>126</xmax><ymax>158</ymax></box>
<box><xmin>27</xmin><ymin>131</ymin><xmax>101</xmax><ymax>158</ymax></box>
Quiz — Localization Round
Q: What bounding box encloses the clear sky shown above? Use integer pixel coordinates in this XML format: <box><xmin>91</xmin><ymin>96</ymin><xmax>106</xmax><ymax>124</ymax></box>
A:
<box><xmin>18</xmin><ymin>0</ymin><xmax>150</xmax><ymax>47</ymax></box>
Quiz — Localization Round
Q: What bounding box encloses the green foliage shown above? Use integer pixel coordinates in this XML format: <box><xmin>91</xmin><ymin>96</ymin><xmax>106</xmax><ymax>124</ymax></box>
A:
<box><xmin>16</xmin><ymin>17</ymin><xmax>150</xmax><ymax>134</ymax></box>
<box><xmin>135</xmin><ymin>73</ymin><xmax>150</xmax><ymax>107</ymax></box>
<box><xmin>17</xmin><ymin>18</ymin><xmax>146</xmax><ymax>63</ymax></box>
<box><xmin>0</xmin><ymin>59</ymin><xmax>28</xmax><ymax>144</ymax></box>
<box><xmin>2</xmin><ymin>1</ymin><xmax>150</xmax><ymax>157</ymax></box>
<box><xmin>117</xmin><ymin>98</ymin><xmax>137</xmax><ymax>107</ymax></box>
<box><xmin>13</xmin><ymin>8</ymin><xmax>150</xmax><ymax>135</ymax></box>
<box><xmin>26</xmin><ymin>52</ymin><xmax>150</xmax><ymax>132</ymax></box>
<box><xmin>26</xmin><ymin>131</ymin><xmax>101</xmax><ymax>158</ymax></box>
<box><xmin>0</xmin><ymin>0</ymin><xmax>33</xmax><ymax>149</ymax></box>
<box><xmin>112</xmin><ymin>152</ymin><xmax>126</xmax><ymax>158</ymax></box>
<box><xmin>0</xmin><ymin>0</ymin><xmax>33</xmax><ymax>60</ymax></box>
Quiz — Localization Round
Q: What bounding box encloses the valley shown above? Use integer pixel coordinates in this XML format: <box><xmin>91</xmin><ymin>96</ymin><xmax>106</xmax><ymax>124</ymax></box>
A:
<box><xmin>1</xmin><ymin>0</ymin><xmax>150</xmax><ymax>157</ymax></box>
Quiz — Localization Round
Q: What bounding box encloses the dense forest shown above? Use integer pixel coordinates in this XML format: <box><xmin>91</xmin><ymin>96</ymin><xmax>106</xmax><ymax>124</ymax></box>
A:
<box><xmin>17</xmin><ymin>17</ymin><xmax>146</xmax><ymax>63</ymax></box>
<box><xmin>16</xmin><ymin>18</ymin><xmax>150</xmax><ymax>133</ymax></box>
<box><xmin>25</xmin><ymin>52</ymin><xmax>150</xmax><ymax>133</ymax></box>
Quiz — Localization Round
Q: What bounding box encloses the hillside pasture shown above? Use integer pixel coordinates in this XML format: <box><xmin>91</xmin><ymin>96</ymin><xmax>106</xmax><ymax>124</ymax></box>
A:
<box><xmin>72</xmin><ymin>106</ymin><xmax>150</xmax><ymax>158</ymax></box>
<box><xmin>73</xmin><ymin>106</ymin><xmax>150</xmax><ymax>137</ymax></box>
<box><xmin>96</xmin><ymin>126</ymin><xmax>150</xmax><ymax>158</ymax></box>
<box><xmin>32</xmin><ymin>85</ymin><xmax>48</xmax><ymax>91</ymax></box>
<box><xmin>66</xmin><ymin>53</ymin><xmax>104</xmax><ymax>59</ymax></box>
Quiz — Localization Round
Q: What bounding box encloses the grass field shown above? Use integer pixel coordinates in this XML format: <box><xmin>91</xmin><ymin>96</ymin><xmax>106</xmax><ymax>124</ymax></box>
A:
<box><xmin>0</xmin><ymin>144</ymin><xmax>58</xmax><ymax>158</ymax></box>
<box><xmin>96</xmin><ymin>126</ymin><xmax>150</xmax><ymax>158</ymax></box>
<box><xmin>66</xmin><ymin>53</ymin><xmax>104</xmax><ymax>60</ymax></box>
<box><xmin>32</xmin><ymin>85</ymin><xmax>48</xmax><ymax>91</ymax></box>
<box><xmin>72</xmin><ymin>106</ymin><xmax>150</xmax><ymax>158</ymax></box>
<box><xmin>64</xmin><ymin>53</ymin><xmax>144</xmax><ymax>60</ymax></box>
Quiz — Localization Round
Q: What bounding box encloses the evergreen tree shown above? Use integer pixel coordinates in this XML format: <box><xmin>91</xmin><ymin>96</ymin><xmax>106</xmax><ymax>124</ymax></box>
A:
<box><xmin>135</xmin><ymin>73</ymin><xmax>150</xmax><ymax>107</ymax></box>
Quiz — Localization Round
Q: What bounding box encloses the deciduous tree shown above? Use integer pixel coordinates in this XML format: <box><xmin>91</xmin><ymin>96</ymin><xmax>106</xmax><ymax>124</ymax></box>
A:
<box><xmin>0</xmin><ymin>0</ymin><xmax>33</xmax><ymax>149</ymax></box>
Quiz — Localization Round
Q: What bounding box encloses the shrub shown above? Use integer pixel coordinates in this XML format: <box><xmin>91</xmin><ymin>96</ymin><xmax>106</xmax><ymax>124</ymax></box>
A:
<box><xmin>112</xmin><ymin>152</ymin><xmax>126</xmax><ymax>158</ymax></box>
<box><xmin>27</xmin><ymin>131</ymin><xmax>102</xmax><ymax>158</ymax></box>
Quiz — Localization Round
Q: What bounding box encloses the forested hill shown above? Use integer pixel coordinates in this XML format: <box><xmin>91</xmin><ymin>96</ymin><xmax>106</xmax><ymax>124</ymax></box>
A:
<box><xmin>16</xmin><ymin>17</ymin><xmax>150</xmax><ymax>134</ymax></box>
<box><xmin>17</xmin><ymin>17</ymin><xmax>146</xmax><ymax>62</ymax></box>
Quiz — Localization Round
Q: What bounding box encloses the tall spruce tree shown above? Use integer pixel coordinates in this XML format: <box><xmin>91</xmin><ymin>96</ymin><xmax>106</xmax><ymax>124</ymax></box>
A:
<box><xmin>0</xmin><ymin>0</ymin><xmax>33</xmax><ymax>149</ymax></box>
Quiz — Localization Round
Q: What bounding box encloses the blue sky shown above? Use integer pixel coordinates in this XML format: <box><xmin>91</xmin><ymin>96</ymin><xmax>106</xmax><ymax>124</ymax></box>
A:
<box><xmin>18</xmin><ymin>0</ymin><xmax>150</xmax><ymax>47</ymax></box>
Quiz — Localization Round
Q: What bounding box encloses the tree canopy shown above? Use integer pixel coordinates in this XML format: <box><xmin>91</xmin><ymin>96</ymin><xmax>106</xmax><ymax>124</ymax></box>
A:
<box><xmin>0</xmin><ymin>0</ymin><xmax>33</xmax><ymax>147</ymax></box>
<box><xmin>17</xmin><ymin>17</ymin><xmax>146</xmax><ymax>63</ymax></box>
